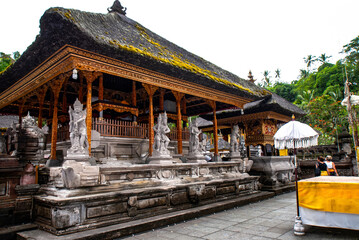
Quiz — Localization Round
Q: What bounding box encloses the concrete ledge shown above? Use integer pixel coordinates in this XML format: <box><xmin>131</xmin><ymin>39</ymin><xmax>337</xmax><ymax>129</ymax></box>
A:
<box><xmin>18</xmin><ymin>191</ymin><xmax>274</xmax><ymax>240</ymax></box>
<box><xmin>0</xmin><ymin>223</ymin><xmax>37</xmax><ymax>240</ymax></box>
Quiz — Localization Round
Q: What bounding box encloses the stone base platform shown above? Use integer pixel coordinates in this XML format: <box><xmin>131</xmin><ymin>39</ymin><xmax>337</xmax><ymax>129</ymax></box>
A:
<box><xmin>33</xmin><ymin>162</ymin><xmax>261</xmax><ymax>236</ymax></box>
<box><xmin>261</xmin><ymin>182</ymin><xmax>296</xmax><ymax>195</ymax></box>
<box><xmin>18</xmin><ymin>191</ymin><xmax>274</xmax><ymax>240</ymax></box>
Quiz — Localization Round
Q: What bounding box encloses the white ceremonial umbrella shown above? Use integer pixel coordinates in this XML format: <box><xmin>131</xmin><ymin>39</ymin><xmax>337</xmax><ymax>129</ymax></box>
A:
<box><xmin>274</xmin><ymin>120</ymin><xmax>319</xmax><ymax>150</ymax></box>
<box><xmin>273</xmin><ymin>118</ymin><xmax>319</xmax><ymax>236</ymax></box>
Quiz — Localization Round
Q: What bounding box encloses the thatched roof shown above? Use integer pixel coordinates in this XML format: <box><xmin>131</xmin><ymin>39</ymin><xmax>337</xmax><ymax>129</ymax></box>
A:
<box><xmin>0</xmin><ymin>6</ymin><xmax>268</xmax><ymax>101</ymax></box>
<box><xmin>200</xmin><ymin>92</ymin><xmax>306</xmax><ymax>121</ymax></box>
<box><xmin>243</xmin><ymin>92</ymin><xmax>306</xmax><ymax>116</ymax></box>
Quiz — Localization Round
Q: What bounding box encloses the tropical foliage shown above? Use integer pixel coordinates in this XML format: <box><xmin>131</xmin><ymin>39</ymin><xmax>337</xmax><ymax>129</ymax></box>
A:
<box><xmin>264</xmin><ymin>35</ymin><xmax>359</xmax><ymax>145</ymax></box>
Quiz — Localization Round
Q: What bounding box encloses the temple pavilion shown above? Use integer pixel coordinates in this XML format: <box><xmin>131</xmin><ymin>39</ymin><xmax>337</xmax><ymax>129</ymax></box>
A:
<box><xmin>0</xmin><ymin>1</ymin><xmax>301</xmax><ymax>163</ymax></box>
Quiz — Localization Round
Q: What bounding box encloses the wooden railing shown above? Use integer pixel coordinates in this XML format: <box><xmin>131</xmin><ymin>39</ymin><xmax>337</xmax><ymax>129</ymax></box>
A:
<box><xmin>92</xmin><ymin>118</ymin><xmax>149</xmax><ymax>139</ymax></box>
<box><xmin>49</xmin><ymin>118</ymin><xmax>189</xmax><ymax>141</ymax></box>
<box><xmin>169</xmin><ymin>127</ymin><xmax>190</xmax><ymax>141</ymax></box>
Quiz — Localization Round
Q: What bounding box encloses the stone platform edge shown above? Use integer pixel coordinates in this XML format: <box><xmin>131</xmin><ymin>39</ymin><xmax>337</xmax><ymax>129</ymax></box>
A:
<box><xmin>18</xmin><ymin>191</ymin><xmax>274</xmax><ymax>240</ymax></box>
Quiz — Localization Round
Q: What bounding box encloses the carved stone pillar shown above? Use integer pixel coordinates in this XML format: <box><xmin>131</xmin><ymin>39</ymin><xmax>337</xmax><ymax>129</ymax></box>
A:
<box><xmin>36</xmin><ymin>86</ymin><xmax>48</xmax><ymax>128</ymax></box>
<box><xmin>172</xmin><ymin>91</ymin><xmax>184</xmax><ymax>155</ymax></box>
<box><xmin>50</xmin><ymin>73</ymin><xmax>68</xmax><ymax>160</ymax></box>
<box><xmin>208</xmin><ymin>100</ymin><xmax>219</xmax><ymax>161</ymax></box>
<box><xmin>143</xmin><ymin>83</ymin><xmax>158</xmax><ymax>156</ymax></box>
<box><xmin>82</xmin><ymin>71</ymin><xmax>102</xmax><ymax>155</ymax></box>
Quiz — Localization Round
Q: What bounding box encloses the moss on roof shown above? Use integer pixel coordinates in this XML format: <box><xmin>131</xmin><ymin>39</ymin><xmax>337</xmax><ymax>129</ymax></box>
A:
<box><xmin>0</xmin><ymin>7</ymin><xmax>269</xmax><ymax>100</ymax></box>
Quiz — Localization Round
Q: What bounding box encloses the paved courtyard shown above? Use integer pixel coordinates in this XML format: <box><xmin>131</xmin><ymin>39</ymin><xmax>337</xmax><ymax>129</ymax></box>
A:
<box><xmin>119</xmin><ymin>192</ymin><xmax>359</xmax><ymax>240</ymax></box>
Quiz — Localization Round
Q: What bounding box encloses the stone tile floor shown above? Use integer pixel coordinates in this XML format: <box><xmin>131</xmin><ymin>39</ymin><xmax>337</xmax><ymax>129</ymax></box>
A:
<box><xmin>118</xmin><ymin>192</ymin><xmax>359</xmax><ymax>240</ymax></box>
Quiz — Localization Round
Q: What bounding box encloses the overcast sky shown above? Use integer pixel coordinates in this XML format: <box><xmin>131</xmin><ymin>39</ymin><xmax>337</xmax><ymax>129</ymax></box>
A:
<box><xmin>2</xmin><ymin>0</ymin><xmax>358</xmax><ymax>84</ymax></box>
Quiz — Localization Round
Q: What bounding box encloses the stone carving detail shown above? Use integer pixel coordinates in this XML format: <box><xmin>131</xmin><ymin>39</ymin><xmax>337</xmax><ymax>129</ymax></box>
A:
<box><xmin>189</xmin><ymin>119</ymin><xmax>202</xmax><ymax>154</ymax></box>
<box><xmin>17</xmin><ymin>112</ymin><xmax>48</xmax><ymax>162</ymax></box>
<box><xmin>187</xmin><ymin>119</ymin><xmax>207</xmax><ymax>163</ymax></box>
<box><xmin>49</xmin><ymin>160</ymin><xmax>100</xmax><ymax>188</ymax></box>
<box><xmin>153</xmin><ymin>112</ymin><xmax>171</xmax><ymax>157</ymax></box>
<box><xmin>230</xmin><ymin>125</ymin><xmax>240</xmax><ymax>153</ymax></box>
<box><xmin>147</xmin><ymin>112</ymin><xmax>173</xmax><ymax>164</ymax></box>
<box><xmin>68</xmin><ymin>99</ymin><xmax>88</xmax><ymax>156</ymax></box>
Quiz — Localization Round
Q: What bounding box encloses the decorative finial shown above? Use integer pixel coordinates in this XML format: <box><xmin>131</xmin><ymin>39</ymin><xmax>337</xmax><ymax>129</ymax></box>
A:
<box><xmin>292</xmin><ymin>114</ymin><xmax>295</xmax><ymax>120</ymax></box>
<box><xmin>248</xmin><ymin>70</ymin><xmax>255</xmax><ymax>83</ymax></box>
<box><xmin>108</xmin><ymin>0</ymin><xmax>127</xmax><ymax>15</ymax></box>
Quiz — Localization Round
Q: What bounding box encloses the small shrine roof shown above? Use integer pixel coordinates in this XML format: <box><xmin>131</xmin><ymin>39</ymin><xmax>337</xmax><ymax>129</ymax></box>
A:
<box><xmin>0</xmin><ymin>5</ymin><xmax>269</xmax><ymax>101</ymax></box>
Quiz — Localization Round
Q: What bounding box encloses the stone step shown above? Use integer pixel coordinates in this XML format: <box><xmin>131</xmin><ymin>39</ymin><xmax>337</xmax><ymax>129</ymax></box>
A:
<box><xmin>17</xmin><ymin>191</ymin><xmax>274</xmax><ymax>240</ymax></box>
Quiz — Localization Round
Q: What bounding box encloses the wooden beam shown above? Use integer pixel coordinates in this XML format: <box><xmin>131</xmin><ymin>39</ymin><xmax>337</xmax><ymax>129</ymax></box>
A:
<box><xmin>143</xmin><ymin>83</ymin><xmax>158</xmax><ymax>156</ymax></box>
<box><xmin>50</xmin><ymin>73</ymin><xmax>69</xmax><ymax>160</ymax></box>
<box><xmin>207</xmin><ymin>100</ymin><xmax>219</xmax><ymax>160</ymax></box>
<box><xmin>82</xmin><ymin>71</ymin><xmax>102</xmax><ymax>155</ymax></box>
<box><xmin>172</xmin><ymin>91</ymin><xmax>185</xmax><ymax>155</ymax></box>
<box><xmin>36</xmin><ymin>86</ymin><xmax>48</xmax><ymax>128</ymax></box>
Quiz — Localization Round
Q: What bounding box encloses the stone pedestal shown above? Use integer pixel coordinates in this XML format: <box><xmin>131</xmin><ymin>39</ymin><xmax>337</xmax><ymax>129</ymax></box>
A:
<box><xmin>229</xmin><ymin>152</ymin><xmax>243</xmax><ymax>162</ymax></box>
<box><xmin>49</xmin><ymin>160</ymin><xmax>100</xmax><ymax>188</ymax></box>
<box><xmin>250</xmin><ymin>156</ymin><xmax>294</xmax><ymax>191</ymax></box>
<box><xmin>147</xmin><ymin>150</ymin><xmax>174</xmax><ymax>164</ymax></box>
<box><xmin>187</xmin><ymin>153</ymin><xmax>207</xmax><ymax>163</ymax></box>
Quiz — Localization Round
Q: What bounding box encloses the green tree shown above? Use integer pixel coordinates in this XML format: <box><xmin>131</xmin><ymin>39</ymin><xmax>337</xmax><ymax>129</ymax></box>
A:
<box><xmin>268</xmin><ymin>82</ymin><xmax>296</xmax><ymax>102</ymax></box>
<box><xmin>306</xmin><ymin>94</ymin><xmax>348</xmax><ymax>145</ymax></box>
<box><xmin>262</xmin><ymin>70</ymin><xmax>271</xmax><ymax>87</ymax></box>
<box><xmin>0</xmin><ymin>51</ymin><xmax>20</xmax><ymax>73</ymax></box>
<box><xmin>274</xmin><ymin>68</ymin><xmax>281</xmax><ymax>80</ymax></box>
<box><xmin>318</xmin><ymin>53</ymin><xmax>332</xmax><ymax>64</ymax></box>
<box><xmin>342</xmin><ymin>35</ymin><xmax>359</xmax><ymax>66</ymax></box>
<box><xmin>304</xmin><ymin>55</ymin><xmax>317</xmax><ymax>70</ymax></box>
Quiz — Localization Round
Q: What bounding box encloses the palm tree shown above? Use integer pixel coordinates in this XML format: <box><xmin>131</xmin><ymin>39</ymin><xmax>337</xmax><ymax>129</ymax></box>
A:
<box><xmin>263</xmin><ymin>70</ymin><xmax>271</xmax><ymax>87</ymax></box>
<box><xmin>297</xmin><ymin>89</ymin><xmax>315</xmax><ymax>111</ymax></box>
<box><xmin>274</xmin><ymin>68</ymin><xmax>281</xmax><ymax>80</ymax></box>
<box><xmin>304</xmin><ymin>55</ymin><xmax>317</xmax><ymax>70</ymax></box>
<box><xmin>299</xmin><ymin>69</ymin><xmax>309</xmax><ymax>79</ymax></box>
<box><xmin>318</xmin><ymin>53</ymin><xmax>332</xmax><ymax>64</ymax></box>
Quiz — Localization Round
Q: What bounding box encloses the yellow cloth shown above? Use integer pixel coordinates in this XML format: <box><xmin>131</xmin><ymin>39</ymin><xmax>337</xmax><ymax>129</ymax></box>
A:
<box><xmin>298</xmin><ymin>180</ymin><xmax>359</xmax><ymax>215</ymax></box>
<box><xmin>320</xmin><ymin>171</ymin><xmax>328</xmax><ymax>176</ymax></box>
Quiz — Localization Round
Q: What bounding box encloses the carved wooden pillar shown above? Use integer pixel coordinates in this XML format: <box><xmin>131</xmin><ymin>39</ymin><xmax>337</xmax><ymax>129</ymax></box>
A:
<box><xmin>143</xmin><ymin>83</ymin><xmax>158</xmax><ymax>156</ymax></box>
<box><xmin>36</xmin><ymin>86</ymin><xmax>48</xmax><ymax>128</ymax></box>
<box><xmin>132</xmin><ymin>81</ymin><xmax>137</xmax><ymax>106</ymax></box>
<box><xmin>83</xmin><ymin>71</ymin><xmax>102</xmax><ymax>155</ymax></box>
<box><xmin>50</xmin><ymin>74</ymin><xmax>68</xmax><ymax>160</ymax></box>
<box><xmin>208</xmin><ymin>100</ymin><xmax>219</xmax><ymax>160</ymax></box>
<box><xmin>172</xmin><ymin>91</ymin><xmax>185</xmax><ymax>155</ymax></box>
<box><xmin>181</xmin><ymin>96</ymin><xmax>187</xmax><ymax>128</ymax></box>
<box><xmin>159</xmin><ymin>88</ymin><xmax>165</xmax><ymax>111</ymax></box>
<box><xmin>62</xmin><ymin>79</ymin><xmax>68</xmax><ymax>113</ymax></box>
<box><xmin>98</xmin><ymin>74</ymin><xmax>104</xmax><ymax>119</ymax></box>
<box><xmin>79</xmin><ymin>72</ymin><xmax>84</xmax><ymax>104</ymax></box>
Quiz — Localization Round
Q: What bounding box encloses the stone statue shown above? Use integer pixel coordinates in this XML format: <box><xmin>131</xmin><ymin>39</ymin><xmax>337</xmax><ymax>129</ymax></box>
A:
<box><xmin>153</xmin><ymin>112</ymin><xmax>170</xmax><ymax>156</ymax></box>
<box><xmin>230</xmin><ymin>125</ymin><xmax>240</xmax><ymax>153</ymax></box>
<box><xmin>189</xmin><ymin>118</ymin><xmax>202</xmax><ymax>154</ymax></box>
<box><xmin>18</xmin><ymin>112</ymin><xmax>48</xmax><ymax>161</ymax></box>
<box><xmin>68</xmin><ymin>98</ymin><xmax>88</xmax><ymax>155</ymax></box>
<box><xmin>108</xmin><ymin>0</ymin><xmax>127</xmax><ymax>15</ymax></box>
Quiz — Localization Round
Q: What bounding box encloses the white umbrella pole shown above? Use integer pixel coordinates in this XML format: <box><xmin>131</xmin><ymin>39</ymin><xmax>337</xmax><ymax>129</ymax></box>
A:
<box><xmin>293</xmin><ymin>148</ymin><xmax>305</xmax><ymax>235</ymax></box>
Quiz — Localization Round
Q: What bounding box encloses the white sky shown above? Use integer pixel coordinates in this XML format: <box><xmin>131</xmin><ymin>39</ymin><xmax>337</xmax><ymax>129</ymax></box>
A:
<box><xmin>1</xmin><ymin>0</ymin><xmax>358</xmax><ymax>84</ymax></box>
